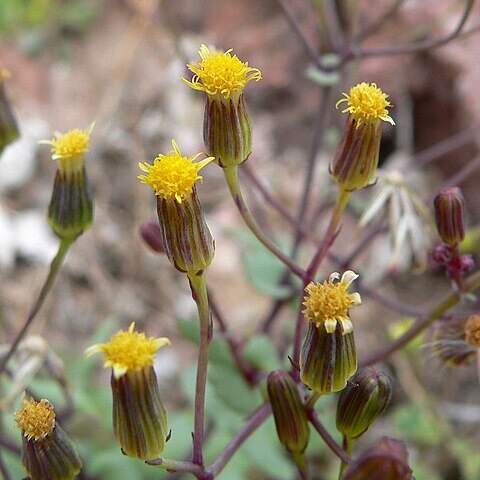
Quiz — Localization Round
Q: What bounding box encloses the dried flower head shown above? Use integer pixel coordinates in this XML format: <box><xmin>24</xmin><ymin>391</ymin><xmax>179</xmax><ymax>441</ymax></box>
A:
<box><xmin>336</xmin><ymin>82</ymin><xmax>394</xmax><ymax>127</ymax></box>
<box><xmin>303</xmin><ymin>271</ymin><xmax>361</xmax><ymax>334</ymax></box>
<box><xmin>16</xmin><ymin>394</ymin><xmax>56</xmax><ymax>441</ymax></box>
<box><xmin>465</xmin><ymin>315</ymin><xmax>480</xmax><ymax>349</ymax></box>
<box><xmin>138</xmin><ymin>140</ymin><xmax>214</xmax><ymax>203</ymax></box>
<box><xmin>183</xmin><ymin>44</ymin><xmax>261</xmax><ymax>101</ymax></box>
<box><xmin>85</xmin><ymin>322</ymin><xmax>170</xmax><ymax>378</ymax></box>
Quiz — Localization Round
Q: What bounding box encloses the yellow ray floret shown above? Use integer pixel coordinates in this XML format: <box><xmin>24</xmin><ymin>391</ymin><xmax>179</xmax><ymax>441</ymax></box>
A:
<box><xmin>138</xmin><ymin>139</ymin><xmax>214</xmax><ymax>202</ymax></box>
<box><xmin>303</xmin><ymin>270</ymin><xmax>361</xmax><ymax>334</ymax></box>
<box><xmin>182</xmin><ymin>44</ymin><xmax>262</xmax><ymax>100</ymax></box>
<box><xmin>41</xmin><ymin>123</ymin><xmax>94</xmax><ymax>161</ymax></box>
<box><xmin>336</xmin><ymin>83</ymin><xmax>395</xmax><ymax>127</ymax></box>
<box><xmin>85</xmin><ymin>322</ymin><xmax>170</xmax><ymax>378</ymax></box>
<box><xmin>16</xmin><ymin>393</ymin><xmax>56</xmax><ymax>441</ymax></box>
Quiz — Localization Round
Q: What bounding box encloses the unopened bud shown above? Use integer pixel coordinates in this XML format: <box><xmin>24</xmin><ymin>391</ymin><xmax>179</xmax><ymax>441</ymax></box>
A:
<box><xmin>0</xmin><ymin>69</ymin><xmax>20</xmax><ymax>154</ymax></box>
<box><xmin>336</xmin><ymin>367</ymin><xmax>392</xmax><ymax>439</ymax></box>
<box><xmin>344</xmin><ymin>437</ymin><xmax>413</xmax><ymax>480</ymax></box>
<box><xmin>434</xmin><ymin>187</ymin><xmax>466</xmax><ymax>246</ymax></box>
<box><xmin>267</xmin><ymin>371</ymin><xmax>310</xmax><ymax>458</ymax></box>
<box><xmin>139</xmin><ymin>220</ymin><xmax>165</xmax><ymax>253</ymax></box>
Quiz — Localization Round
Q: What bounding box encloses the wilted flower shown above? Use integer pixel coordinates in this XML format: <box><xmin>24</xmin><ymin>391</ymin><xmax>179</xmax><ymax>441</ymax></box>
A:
<box><xmin>430</xmin><ymin>318</ymin><xmax>476</xmax><ymax>367</ymax></box>
<box><xmin>332</xmin><ymin>82</ymin><xmax>394</xmax><ymax>192</ymax></box>
<box><xmin>16</xmin><ymin>393</ymin><xmax>82</xmax><ymax>480</ymax></box>
<box><xmin>86</xmin><ymin>323</ymin><xmax>171</xmax><ymax>460</ymax></box>
<box><xmin>360</xmin><ymin>163</ymin><xmax>433</xmax><ymax>275</ymax></box>
<box><xmin>41</xmin><ymin>125</ymin><xmax>94</xmax><ymax>240</ymax></box>
<box><xmin>182</xmin><ymin>44</ymin><xmax>261</xmax><ymax>167</ymax></box>
<box><xmin>465</xmin><ymin>315</ymin><xmax>480</xmax><ymax>349</ymax></box>
<box><xmin>300</xmin><ymin>271</ymin><xmax>360</xmax><ymax>393</ymax></box>
<box><xmin>138</xmin><ymin>140</ymin><xmax>215</xmax><ymax>274</ymax></box>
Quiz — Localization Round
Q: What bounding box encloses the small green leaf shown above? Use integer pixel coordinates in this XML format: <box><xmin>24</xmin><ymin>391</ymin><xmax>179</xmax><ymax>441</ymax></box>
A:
<box><xmin>244</xmin><ymin>335</ymin><xmax>280</xmax><ymax>371</ymax></box>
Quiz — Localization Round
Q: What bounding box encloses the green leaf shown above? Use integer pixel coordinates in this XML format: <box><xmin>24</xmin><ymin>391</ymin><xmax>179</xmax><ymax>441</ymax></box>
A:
<box><xmin>394</xmin><ymin>404</ymin><xmax>441</xmax><ymax>445</ymax></box>
<box><xmin>243</xmin><ymin>335</ymin><xmax>280</xmax><ymax>371</ymax></box>
<box><xmin>176</xmin><ymin>317</ymin><xmax>200</xmax><ymax>343</ymax></box>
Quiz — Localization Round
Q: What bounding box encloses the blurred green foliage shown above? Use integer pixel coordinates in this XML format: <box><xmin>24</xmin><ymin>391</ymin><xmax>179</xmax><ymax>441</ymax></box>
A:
<box><xmin>0</xmin><ymin>0</ymin><xmax>101</xmax><ymax>55</ymax></box>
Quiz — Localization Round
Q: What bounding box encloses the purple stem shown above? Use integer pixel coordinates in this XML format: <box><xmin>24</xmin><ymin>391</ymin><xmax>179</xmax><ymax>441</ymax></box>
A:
<box><xmin>208</xmin><ymin>403</ymin><xmax>272</xmax><ymax>477</ymax></box>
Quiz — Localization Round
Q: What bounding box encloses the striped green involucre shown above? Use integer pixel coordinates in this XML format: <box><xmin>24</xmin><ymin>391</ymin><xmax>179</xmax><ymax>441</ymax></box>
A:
<box><xmin>331</xmin><ymin>115</ymin><xmax>382</xmax><ymax>192</ymax></box>
<box><xmin>21</xmin><ymin>424</ymin><xmax>82</xmax><ymax>480</ymax></box>
<box><xmin>267</xmin><ymin>371</ymin><xmax>310</xmax><ymax>454</ymax></box>
<box><xmin>48</xmin><ymin>166</ymin><xmax>93</xmax><ymax>240</ymax></box>
<box><xmin>111</xmin><ymin>367</ymin><xmax>168</xmax><ymax>460</ymax></box>
<box><xmin>203</xmin><ymin>94</ymin><xmax>252</xmax><ymax>168</ymax></box>
<box><xmin>0</xmin><ymin>78</ymin><xmax>19</xmax><ymax>153</ymax></box>
<box><xmin>157</xmin><ymin>186</ymin><xmax>214</xmax><ymax>274</ymax></box>
<box><xmin>336</xmin><ymin>367</ymin><xmax>392</xmax><ymax>439</ymax></box>
<box><xmin>300</xmin><ymin>322</ymin><xmax>357</xmax><ymax>394</ymax></box>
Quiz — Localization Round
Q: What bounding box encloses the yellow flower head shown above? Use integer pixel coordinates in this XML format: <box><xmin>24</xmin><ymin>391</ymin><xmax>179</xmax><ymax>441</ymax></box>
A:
<box><xmin>465</xmin><ymin>315</ymin><xmax>480</xmax><ymax>349</ymax></box>
<box><xmin>182</xmin><ymin>44</ymin><xmax>262</xmax><ymax>101</ymax></box>
<box><xmin>15</xmin><ymin>393</ymin><xmax>56</xmax><ymax>441</ymax></box>
<box><xmin>85</xmin><ymin>322</ymin><xmax>170</xmax><ymax>378</ymax></box>
<box><xmin>303</xmin><ymin>270</ymin><xmax>361</xmax><ymax>334</ymax></box>
<box><xmin>138</xmin><ymin>139</ymin><xmax>214</xmax><ymax>203</ymax></box>
<box><xmin>42</xmin><ymin>123</ymin><xmax>94</xmax><ymax>161</ymax></box>
<box><xmin>336</xmin><ymin>83</ymin><xmax>394</xmax><ymax>127</ymax></box>
<box><xmin>0</xmin><ymin>68</ymin><xmax>11</xmax><ymax>83</ymax></box>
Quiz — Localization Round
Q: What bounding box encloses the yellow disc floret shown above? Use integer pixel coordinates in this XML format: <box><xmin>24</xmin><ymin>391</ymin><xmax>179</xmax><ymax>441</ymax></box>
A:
<box><xmin>85</xmin><ymin>322</ymin><xmax>171</xmax><ymax>378</ymax></box>
<box><xmin>16</xmin><ymin>393</ymin><xmax>56</xmax><ymax>441</ymax></box>
<box><xmin>45</xmin><ymin>124</ymin><xmax>93</xmax><ymax>161</ymax></box>
<box><xmin>465</xmin><ymin>315</ymin><xmax>480</xmax><ymax>348</ymax></box>
<box><xmin>138</xmin><ymin>139</ymin><xmax>214</xmax><ymax>203</ymax></box>
<box><xmin>336</xmin><ymin>83</ymin><xmax>395</xmax><ymax>127</ymax></box>
<box><xmin>303</xmin><ymin>270</ymin><xmax>361</xmax><ymax>334</ymax></box>
<box><xmin>182</xmin><ymin>44</ymin><xmax>262</xmax><ymax>101</ymax></box>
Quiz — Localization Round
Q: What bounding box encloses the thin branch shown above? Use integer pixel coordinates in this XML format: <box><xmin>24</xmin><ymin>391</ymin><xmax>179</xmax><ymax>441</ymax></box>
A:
<box><xmin>146</xmin><ymin>457</ymin><xmax>204</xmax><ymax>477</ymax></box>
<box><xmin>208</xmin><ymin>403</ymin><xmax>271</xmax><ymax>477</ymax></box>
<box><xmin>276</xmin><ymin>0</ymin><xmax>324</xmax><ymax>69</ymax></box>
<box><xmin>358</xmin><ymin>282</ymin><xmax>425</xmax><ymax>318</ymax></box>
<box><xmin>354</xmin><ymin>0</ymin><xmax>405</xmax><ymax>42</ymax></box>
<box><xmin>208</xmin><ymin>290</ymin><xmax>261</xmax><ymax>385</ymax></box>
<box><xmin>345</xmin><ymin>0</ymin><xmax>476</xmax><ymax>61</ymax></box>
<box><xmin>323</xmin><ymin>0</ymin><xmax>347</xmax><ymax>50</ymax></box>
<box><xmin>307</xmin><ymin>409</ymin><xmax>351</xmax><ymax>464</ymax></box>
<box><xmin>360</xmin><ymin>269</ymin><xmax>480</xmax><ymax>366</ymax></box>
<box><xmin>440</xmin><ymin>154</ymin><xmax>480</xmax><ymax>190</ymax></box>
<box><xmin>413</xmin><ymin>126</ymin><xmax>478</xmax><ymax>167</ymax></box>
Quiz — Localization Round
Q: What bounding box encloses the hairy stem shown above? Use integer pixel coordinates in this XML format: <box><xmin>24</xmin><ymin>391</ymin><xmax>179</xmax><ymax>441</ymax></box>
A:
<box><xmin>0</xmin><ymin>238</ymin><xmax>73</xmax><ymax>376</ymax></box>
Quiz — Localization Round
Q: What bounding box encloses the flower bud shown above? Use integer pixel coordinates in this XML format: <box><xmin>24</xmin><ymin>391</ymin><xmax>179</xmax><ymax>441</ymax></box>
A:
<box><xmin>332</xmin><ymin>83</ymin><xmax>394</xmax><ymax>192</ymax></box>
<box><xmin>86</xmin><ymin>323</ymin><xmax>171</xmax><ymax>460</ymax></box>
<box><xmin>0</xmin><ymin>69</ymin><xmax>20</xmax><ymax>154</ymax></box>
<box><xmin>138</xmin><ymin>140</ymin><xmax>215</xmax><ymax>274</ymax></box>
<box><xmin>344</xmin><ymin>437</ymin><xmax>413</xmax><ymax>480</ymax></box>
<box><xmin>267</xmin><ymin>371</ymin><xmax>310</xmax><ymax>463</ymax></box>
<box><xmin>434</xmin><ymin>187</ymin><xmax>466</xmax><ymax>246</ymax></box>
<box><xmin>16</xmin><ymin>393</ymin><xmax>82</xmax><ymax>480</ymax></box>
<box><xmin>139</xmin><ymin>220</ymin><xmax>165</xmax><ymax>253</ymax></box>
<box><xmin>42</xmin><ymin>126</ymin><xmax>94</xmax><ymax>240</ymax></box>
<box><xmin>336</xmin><ymin>367</ymin><xmax>392</xmax><ymax>439</ymax></box>
<box><xmin>182</xmin><ymin>44</ymin><xmax>261</xmax><ymax>168</ymax></box>
<box><xmin>431</xmin><ymin>318</ymin><xmax>476</xmax><ymax>367</ymax></box>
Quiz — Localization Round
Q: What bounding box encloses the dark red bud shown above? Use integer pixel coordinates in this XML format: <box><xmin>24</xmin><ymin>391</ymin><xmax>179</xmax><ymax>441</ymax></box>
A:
<box><xmin>139</xmin><ymin>221</ymin><xmax>164</xmax><ymax>253</ymax></box>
